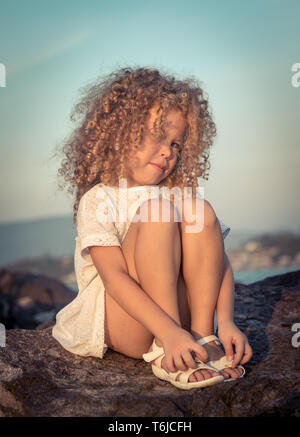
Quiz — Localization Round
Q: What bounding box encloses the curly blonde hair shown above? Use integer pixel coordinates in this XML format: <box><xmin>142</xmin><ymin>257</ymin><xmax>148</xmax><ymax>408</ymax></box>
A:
<box><xmin>52</xmin><ymin>66</ymin><xmax>217</xmax><ymax>225</ymax></box>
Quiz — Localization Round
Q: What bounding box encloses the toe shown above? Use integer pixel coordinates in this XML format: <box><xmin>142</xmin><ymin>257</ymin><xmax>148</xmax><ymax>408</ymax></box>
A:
<box><xmin>229</xmin><ymin>367</ymin><xmax>244</xmax><ymax>378</ymax></box>
<box><xmin>211</xmin><ymin>370</ymin><xmax>222</xmax><ymax>378</ymax></box>
<box><xmin>187</xmin><ymin>373</ymin><xmax>197</xmax><ymax>382</ymax></box>
<box><xmin>220</xmin><ymin>369</ymin><xmax>231</xmax><ymax>380</ymax></box>
<box><xmin>194</xmin><ymin>370</ymin><xmax>206</xmax><ymax>381</ymax></box>
<box><xmin>192</xmin><ymin>368</ymin><xmax>222</xmax><ymax>382</ymax></box>
<box><xmin>236</xmin><ymin>367</ymin><xmax>244</xmax><ymax>377</ymax></box>
<box><xmin>224</xmin><ymin>368</ymin><xmax>239</xmax><ymax>379</ymax></box>
<box><xmin>199</xmin><ymin>369</ymin><xmax>215</xmax><ymax>381</ymax></box>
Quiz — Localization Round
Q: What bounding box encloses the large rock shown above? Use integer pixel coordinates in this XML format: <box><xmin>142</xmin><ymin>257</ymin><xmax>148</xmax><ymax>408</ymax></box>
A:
<box><xmin>0</xmin><ymin>268</ymin><xmax>74</xmax><ymax>329</ymax></box>
<box><xmin>0</xmin><ymin>270</ymin><xmax>299</xmax><ymax>417</ymax></box>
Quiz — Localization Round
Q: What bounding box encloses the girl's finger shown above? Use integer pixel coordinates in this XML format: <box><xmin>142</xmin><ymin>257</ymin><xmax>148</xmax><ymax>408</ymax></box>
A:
<box><xmin>232</xmin><ymin>339</ymin><xmax>244</xmax><ymax>368</ymax></box>
<box><xmin>240</xmin><ymin>342</ymin><xmax>253</xmax><ymax>364</ymax></box>
<box><xmin>222</xmin><ymin>339</ymin><xmax>234</xmax><ymax>361</ymax></box>
<box><xmin>173</xmin><ymin>353</ymin><xmax>190</xmax><ymax>372</ymax></box>
<box><xmin>194</xmin><ymin>343</ymin><xmax>208</xmax><ymax>362</ymax></box>
<box><xmin>182</xmin><ymin>351</ymin><xmax>198</xmax><ymax>369</ymax></box>
<box><xmin>165</xmin><ymin>355</ymin><xmax>177</xmax><ymax>373</ymax></box>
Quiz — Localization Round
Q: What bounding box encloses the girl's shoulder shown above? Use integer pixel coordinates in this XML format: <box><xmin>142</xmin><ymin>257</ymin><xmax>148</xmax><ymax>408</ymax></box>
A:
<box><xmin>80</xmin><ymin>183</ymin><xmax>113</xmax><ymax>202</ymax></box>
<box><xmin>77</xmin><ymin>183</ymin><xmax>118</xmax><ymax>229</ymax></box>
<box><xmin>78</xmin><ymin>183</ymin><xmax>112</xmax><ymax>216</ymax></box>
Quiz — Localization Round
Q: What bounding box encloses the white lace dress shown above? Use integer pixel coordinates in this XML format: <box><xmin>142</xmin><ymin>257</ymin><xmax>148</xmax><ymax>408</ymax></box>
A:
<box><xmin>52</xmin><ymin>182</ymin><xmax>231</xmax><ymax>358</ymax></box>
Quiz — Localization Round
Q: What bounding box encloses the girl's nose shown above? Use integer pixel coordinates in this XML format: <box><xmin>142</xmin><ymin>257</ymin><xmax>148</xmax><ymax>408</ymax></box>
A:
<box><xmin>159</xmin><ymin>141</ymin><xmax>172</xmax><ymax>158</ymax></box>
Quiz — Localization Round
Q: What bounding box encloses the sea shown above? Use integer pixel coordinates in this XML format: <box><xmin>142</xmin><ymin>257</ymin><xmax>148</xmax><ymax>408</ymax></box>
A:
<box><xmin>0</xmin><ymin>215</ymin><xmax>299</xmax><ymax>287</ymax></box>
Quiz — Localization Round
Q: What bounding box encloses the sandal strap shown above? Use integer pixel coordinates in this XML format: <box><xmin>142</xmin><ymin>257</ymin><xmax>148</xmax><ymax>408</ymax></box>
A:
<box><xmin>143</xmin><ymin>336</ymin><xmax>221</xmax><ymax>362</ymax></box>
<box><xmin>196</xmin><ymin>335</ymin><xmax>220</xmax><ymax>346</ymax></box>
<box><xmin>142</xmin><ymin>338</ymin><xmax>165</xmax><ymax>362</ymax></box>
<box><xmin>208</xmin><ymin>355</ymin><xmax>233</xmax><ymax>370</ymax></box>
<box><xmin>195</xmin><ymin>336</ymin><xmax>246</xmax><ymax>378</ymax></box>
<box><xmin>143</xmin><ymin>338</ymin><xmax>226</xmax><ymax>385</ymax></box>
<box><xmin>168</xmin><ymin>360</ymin><xmax>219</xmax><ymax>384</ymax></box>
<box><xmin>208</xmin><ymin>356</ymin><xmax>246</xmax><ymax>377</ymax></box>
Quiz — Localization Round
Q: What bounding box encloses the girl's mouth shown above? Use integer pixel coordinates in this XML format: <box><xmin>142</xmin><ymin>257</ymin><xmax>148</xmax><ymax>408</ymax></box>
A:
<box><xmin>150</xmin><ymin>162</ymin><xmax>164</xmax><ymax>172</ymax></box>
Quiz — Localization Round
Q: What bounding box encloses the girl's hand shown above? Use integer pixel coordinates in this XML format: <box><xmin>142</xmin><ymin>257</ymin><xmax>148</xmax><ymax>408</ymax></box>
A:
<box><xmin>217</xmin><ymin>320</ymin><xmax>253</xmax><ymax>368</ymax></box>
<box><xmin>159</xmin><ymin>327</ymin><xmax>209</xmax><ymax>373</ymax></box>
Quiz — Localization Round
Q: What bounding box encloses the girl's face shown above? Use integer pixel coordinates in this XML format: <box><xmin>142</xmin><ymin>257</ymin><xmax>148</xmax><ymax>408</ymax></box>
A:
<box><xmin>124</xmin><ymin>103</ymin><xmax>187</xmax><ymax>187</ymax></box>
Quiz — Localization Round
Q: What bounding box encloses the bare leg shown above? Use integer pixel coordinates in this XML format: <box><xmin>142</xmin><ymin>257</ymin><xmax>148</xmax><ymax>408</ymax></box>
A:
<box><xmin>135</xmin><ymin>199</ymin><xmax>220</xmax><ymax>382</ymax></box>
<box><xmin>104</xmin><ymin>198</ymin><xmax>220</xmax><ymax>382</ymax></box>
<box><xmin>180</xmin><ymin>200</ymin><xmax>224</xmax><ymax>338</ymax></box>
<box><xmin>180</xmin><ymin>199</ymin><xmax>243</xmax><ymax>379</ymax></box>
<box><xmin>104</xmin><ymin>198</ymin><xmax>184</xmax><ymax>359</ymax></box>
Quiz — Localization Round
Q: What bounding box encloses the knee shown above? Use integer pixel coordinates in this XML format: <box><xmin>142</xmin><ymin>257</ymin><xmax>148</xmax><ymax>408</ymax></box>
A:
<box><xmin>181</xmin><ymin>197</ymin><xmax>218</xmax><ymax>231</ymax></box>
<box><xmin>202</xmin><ymin>200</ymin><xmax>218</xmax><ymax>228</ymax></box>
<box><xmin>134</xmin><ymin>197</ymin><xmax>180</xmax><ymax>224</ymax></box>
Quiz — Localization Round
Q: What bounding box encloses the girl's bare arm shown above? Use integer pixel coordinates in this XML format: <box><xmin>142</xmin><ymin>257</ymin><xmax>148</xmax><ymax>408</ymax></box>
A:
<box><xmin>90</xmin><ymin>245</ymin><xmax>216</xmax><ymax>369</ymax></box>
<box><xmin>89</xmin><ymin>245</ymin><xmax>181</xmax><ymax>341</ymax></box>
<box><xmin>216</xmin><ymin>252</ymin><xmax>235</xmax><ymax>325</ymax></box>
<box><xmin>216</xmin><ymin>252</ymin><xmax>253</xmax><ymax>365</ymax></box>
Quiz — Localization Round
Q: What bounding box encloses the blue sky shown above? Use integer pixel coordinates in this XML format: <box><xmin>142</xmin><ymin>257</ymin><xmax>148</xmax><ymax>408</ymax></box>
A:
<box><xmin>0</xmin><ymin>0</ymin><xmax>299</xmax><ymax>232</ymax></box>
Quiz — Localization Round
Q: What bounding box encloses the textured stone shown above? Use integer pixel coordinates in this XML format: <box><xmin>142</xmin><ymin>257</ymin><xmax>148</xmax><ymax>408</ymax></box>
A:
<box><xmin>0</xmin><ymin>270</ymin><xmax>299</xmax><ymax>417</ymax></box>
<box><xmin>0</xmin><ymin>268</ymin><xmax>74</xmax><ymax>329</ymax></box>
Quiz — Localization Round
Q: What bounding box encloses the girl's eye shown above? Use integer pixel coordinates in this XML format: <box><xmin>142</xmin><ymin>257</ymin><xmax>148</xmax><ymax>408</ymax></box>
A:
<box><xmin>171</xmin><ymin>142</ymin><xmax>181</xmax><ymax>149</ymax></box>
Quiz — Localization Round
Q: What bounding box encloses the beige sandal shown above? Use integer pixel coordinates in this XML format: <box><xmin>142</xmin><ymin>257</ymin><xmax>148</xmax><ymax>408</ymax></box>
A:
<box><xmin>195</xmin><ymin>335</ymin><xmax>246</xmax><ymax>382</ymax></box>
<box><xmin>142</xmin><ymin>338</ymin><xmax>224</xmax><ymax>390</ymax></box>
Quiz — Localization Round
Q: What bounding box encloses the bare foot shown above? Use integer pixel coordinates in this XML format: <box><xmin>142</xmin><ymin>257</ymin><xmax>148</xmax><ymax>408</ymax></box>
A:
<box><xmin>147</xmin><ymin>338</ymin><xmax>222</xmax><ymax>383</ymax></box>
<box><xmin>198</xmin><ymin>338</ymin><xmax>244</xmax><ymax>380</ymax></box>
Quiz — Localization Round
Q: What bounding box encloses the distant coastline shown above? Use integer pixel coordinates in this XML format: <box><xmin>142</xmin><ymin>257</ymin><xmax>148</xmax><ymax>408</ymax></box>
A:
<box><xmin>1</xmin><ymin>215</ymin><xmax>299</xmax><ymax>288</ymax></box>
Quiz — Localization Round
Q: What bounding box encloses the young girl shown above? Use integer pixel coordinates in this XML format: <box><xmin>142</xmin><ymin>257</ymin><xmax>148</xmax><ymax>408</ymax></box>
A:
<box><xmin>52</xmin><ymin>67</ymin><xmax>252</xmax><ymax>390</ymax></box>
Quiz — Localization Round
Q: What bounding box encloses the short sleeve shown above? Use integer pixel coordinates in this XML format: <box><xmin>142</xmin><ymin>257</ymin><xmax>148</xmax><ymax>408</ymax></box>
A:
<box><xmin>77</xmin><ymin>186</ymin><xmax>121</xmax><ymax>258</ymax></box>
<box><xmin>218</xmin><ymin>218</ymin><xmax>231</xmax><ymax>240</ymax></box>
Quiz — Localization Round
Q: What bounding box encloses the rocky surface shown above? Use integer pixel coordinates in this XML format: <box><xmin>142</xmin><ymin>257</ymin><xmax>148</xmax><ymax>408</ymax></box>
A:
<box><xmin>3</xmin><ymin>254</ymin><xmax>77</xmax><ymax>291</ymax></box>
<box><xmin>0</xmin><ymin>268</ymin><xmax>74</xmax><ymax>329</ymax></box>
<box><xmin>0</xmin><ymin>270</ymin><xmax>299</xmax><ymax>417</ymax></box>
<box><xmin>228</xmin><ymin>232</ymin><xmax>300</xmax><ymax>271</ymax></box>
